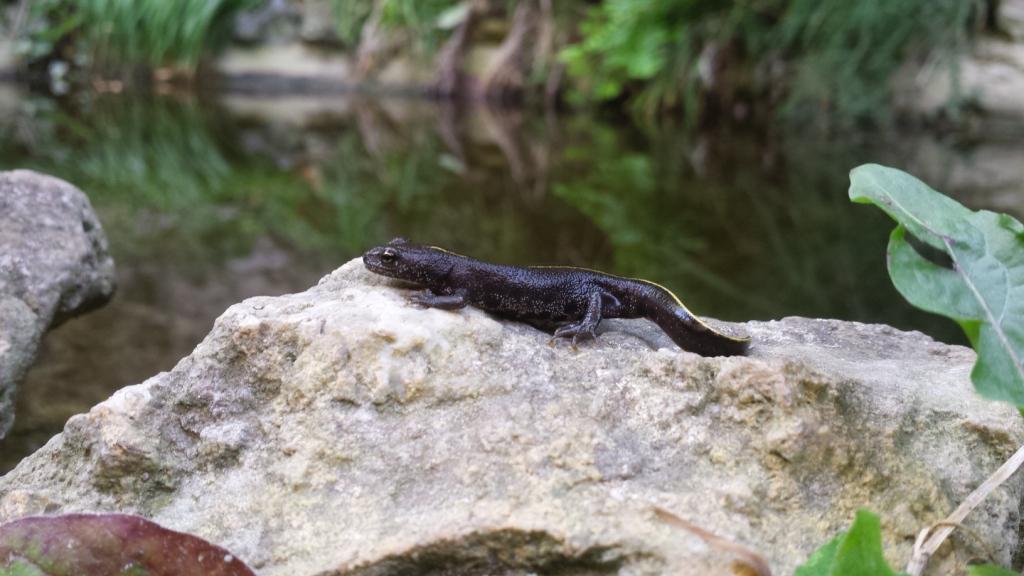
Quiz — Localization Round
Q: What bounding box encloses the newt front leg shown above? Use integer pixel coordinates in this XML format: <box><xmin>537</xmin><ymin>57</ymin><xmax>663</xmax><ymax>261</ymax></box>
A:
<box><xmin>409</xmin><ymin>289</ymin><xmax>467</xmax><ymax>310</ymax></box>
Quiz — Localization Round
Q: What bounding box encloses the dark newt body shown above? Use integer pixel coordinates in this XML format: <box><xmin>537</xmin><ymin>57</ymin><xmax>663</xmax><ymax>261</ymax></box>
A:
<box><xmin>362</xmin><ymin>239</ymin><xmax>750</xmax><ymax>356</ymax></box>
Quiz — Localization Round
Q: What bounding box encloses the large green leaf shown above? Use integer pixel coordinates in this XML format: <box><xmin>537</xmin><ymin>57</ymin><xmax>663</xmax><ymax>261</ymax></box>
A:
<box><xmin>0</xmin><ymin>513</ymin><xmax>255</xmax><ymax>575</ymax></box>
<box><xmin>794</xmin><ymin>510</ymin><xmax>905</xmax><ymax>576</ymax></box>
<box><xmin>850</xmin><ymin>164</ymin><xmax>1024</xmax><ymax>405</ymax></box>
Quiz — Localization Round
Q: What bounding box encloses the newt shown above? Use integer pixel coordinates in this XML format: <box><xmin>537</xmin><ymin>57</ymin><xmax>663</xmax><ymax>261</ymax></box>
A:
<box><xmin>362</xmin><ymin>238</ymin><xmax>750</xmax><ymax>356</ymax></box>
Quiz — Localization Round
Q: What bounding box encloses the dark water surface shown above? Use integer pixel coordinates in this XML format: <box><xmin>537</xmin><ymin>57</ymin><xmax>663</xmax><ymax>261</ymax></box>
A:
<box><xmin>1</xmin><ymin>86</ymin><xmax>1019</xmax><ymax>472</ymax></box>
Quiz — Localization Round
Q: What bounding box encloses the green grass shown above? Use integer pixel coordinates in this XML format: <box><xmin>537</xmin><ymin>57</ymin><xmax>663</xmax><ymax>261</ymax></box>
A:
<box><xmin>23</xmin><ymin>0</ymin><xmax>458</xmax><ymax>72</ymax></box>
<box><xmin>25</xmin><ymin>0</ymin><xmax>255</xmax><ymax>70</ymax></box>
<box><xmin>779</xmin><ymin>0</ymin><xmax>979</xmax><ymax>122</ymax></box>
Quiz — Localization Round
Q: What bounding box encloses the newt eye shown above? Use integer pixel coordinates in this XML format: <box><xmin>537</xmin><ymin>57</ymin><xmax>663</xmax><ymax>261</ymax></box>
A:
<box><xmin>380</xmin><ymin>248</ymin><xmax>398</xmax><ymax>264</ymax></box>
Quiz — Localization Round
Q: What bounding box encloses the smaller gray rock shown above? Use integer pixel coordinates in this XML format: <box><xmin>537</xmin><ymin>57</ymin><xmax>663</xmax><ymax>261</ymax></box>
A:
<box><xmin>0</xmin><ymin>170</ymin><xmax>116</xmax><ymax>438</ymax></box>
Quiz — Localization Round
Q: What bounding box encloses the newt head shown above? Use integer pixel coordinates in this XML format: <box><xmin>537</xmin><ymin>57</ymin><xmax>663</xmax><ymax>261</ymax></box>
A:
<box><xmin>362</xmin><ymin>238</ymin><xmax>455</xmax><ymax>286</ymax></box>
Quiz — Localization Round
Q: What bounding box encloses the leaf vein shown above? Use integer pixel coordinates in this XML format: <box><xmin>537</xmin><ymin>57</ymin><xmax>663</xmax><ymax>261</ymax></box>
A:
<box><xmin>881</xmin><ymin>178</ymin><xmax>1021</xmax><ymax>378</ymax></box>
<box><xmin>943</xmin><ymin>236</ymin><xmax>1024</xmax><ymax>382</ymax></box>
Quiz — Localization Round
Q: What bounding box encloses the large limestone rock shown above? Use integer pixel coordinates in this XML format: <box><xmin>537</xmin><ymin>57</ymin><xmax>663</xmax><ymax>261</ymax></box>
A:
<box><xmin>1</xmin><ymin>260</ymin><xmax>1020</xmax><ymax>575</ymax></box>
<box><xmin>0</xmin><ymin>171</ymin><xmax>116</xmax><ymax>438</ymax></box>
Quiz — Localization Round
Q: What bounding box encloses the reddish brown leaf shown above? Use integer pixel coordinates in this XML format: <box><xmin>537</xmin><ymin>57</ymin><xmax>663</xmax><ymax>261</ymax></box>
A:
<box><xmin>0</xmin><ymin>513</ymin><xmax>255</xmax><ymax>576</ymax></box>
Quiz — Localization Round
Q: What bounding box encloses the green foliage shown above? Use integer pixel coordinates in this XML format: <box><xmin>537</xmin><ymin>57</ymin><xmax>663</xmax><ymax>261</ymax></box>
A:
<box><xmin>559</xmin><ymin>0</ymin><xmax>742</xmax><ymax>117</ymax></box>
<box><xmin>378</xmin><ymin>0</ymin><xmax>457</xmax><ymax>31</ymax></box>
<box><xmin>379</xmin><ymin>0</ymin><xmax>460</xmax><ymax>53</ymax></box>
<box><xmin>20</xmin><ymin>0</ymin><xmax>459</xmax><ymax>70</ymax></box>
<box><xmin>22</xmin><ymin>0</ymin><xmax>256</xmax><ymax>69</ymax></box>
<box><xmin>779</xmin><ymin>0</ymin><xmax>978</xmax><ymax>122</ymax></box>
<box><xmin>561</xmin><ymin>0</ymin><xmax>979</xmax><ymax>122</ymax></box>
<box><xmin>794</xmin><ymin>510</ymin><xmax>905</xmax><ymax>576</ymax></box>
<box><xmin>968</xmin><ymin>566</ymin><xmax>1021</xmax><ymax>576</ymax></box>
<box><xmin>331</xmin><ymin>0</ymin><xmax>375</xmax><ymax>46</ymax></box>
<box><xmin>14</xmin><ymin>0</ymin><xmax>83</xmax><ymax>63</ymax></box>
<box><xmin>850</xmin><ymin>164</ymin><xmax>1024</xmax><ymax>405</ymax></box>
<box><xmin>331</xmin><ymin>0</ymin><xmax>459</xmax><ymax>53</ymax></box>
<box><xmin>795</xmin><ymin>534</ymin><xmax>842</xmax><ymax>576</ymax></box>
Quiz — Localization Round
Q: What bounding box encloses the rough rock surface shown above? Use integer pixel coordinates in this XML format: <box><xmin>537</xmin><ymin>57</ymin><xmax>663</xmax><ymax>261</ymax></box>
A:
<box><xmin>1</xmin><ymin>260</ymin><xmax>1021</xmax><ymax>575</ymax></box>
<box><xmin>0</xmin><ymin>171</ymin><xmax>116</xmax><ymax>438</ymax></box>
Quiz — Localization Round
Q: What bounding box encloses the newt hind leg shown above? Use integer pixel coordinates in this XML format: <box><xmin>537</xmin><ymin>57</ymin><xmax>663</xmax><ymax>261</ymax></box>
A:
<box><xmin>549</xmin><ymin>291</ymin><xmax>605</xmax><ymax>347</ymax></box>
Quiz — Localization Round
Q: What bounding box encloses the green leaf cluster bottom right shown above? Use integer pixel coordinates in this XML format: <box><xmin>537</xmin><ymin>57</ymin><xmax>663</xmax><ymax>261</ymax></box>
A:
<box><xmin>794</xmin><ymin>510</ymin><xmax>905</xmax><ymax>576</ymax></box>
<box><xmin>793</xmin><ymin>510</ymin><xmax>1019</xmax><ymax>575</ymax></box>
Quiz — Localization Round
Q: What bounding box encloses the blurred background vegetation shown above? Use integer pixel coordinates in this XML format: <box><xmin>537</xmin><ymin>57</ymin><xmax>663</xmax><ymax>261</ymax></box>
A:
<box><xmin>5</xmin><ymin>0</ymin><xmax>995</xmax><ymax>124</ymax></box>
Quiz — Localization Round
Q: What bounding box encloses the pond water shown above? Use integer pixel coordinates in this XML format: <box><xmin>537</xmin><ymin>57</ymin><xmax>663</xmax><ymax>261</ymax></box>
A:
<box><xmin>1</xmin><ymin>85</ymin><xmax>1020</xmax><ymax>472</ymax></box>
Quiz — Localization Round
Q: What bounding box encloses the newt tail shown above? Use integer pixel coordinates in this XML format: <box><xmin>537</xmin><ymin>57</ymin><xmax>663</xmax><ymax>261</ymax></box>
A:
<box><xmin>643</xmin><ymin>291</ymin><xmax>750</xmax><ymax>356</ymax></box>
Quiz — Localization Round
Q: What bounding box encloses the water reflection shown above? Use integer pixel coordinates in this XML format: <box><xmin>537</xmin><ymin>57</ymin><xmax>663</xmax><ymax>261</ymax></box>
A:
<box><xmin>1</xmin><ymin>90</ymin><xmax>1019</xmax><ymax>471</ymax></box>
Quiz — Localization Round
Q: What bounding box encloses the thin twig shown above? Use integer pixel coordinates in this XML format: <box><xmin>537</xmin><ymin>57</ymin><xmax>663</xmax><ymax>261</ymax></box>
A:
<box><xmin>653</xmin><ymin>506</ymin><xmax>772</xmax><ymax>576</ymax></box>
<box><xmin>906</xmin><ymin>442</ymin><xmax>1024</xmax><ymax>575</ymax></box>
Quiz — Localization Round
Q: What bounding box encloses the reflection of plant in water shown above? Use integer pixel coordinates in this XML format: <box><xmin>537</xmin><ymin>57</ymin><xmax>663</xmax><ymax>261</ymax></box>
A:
<box><xmin>318</xmin><ymin>110</ymin><xmax>605</xmax><ymax>265</ymax></box>
<box><xmin>552</xmin><ymin>119</ymin><xmax>963</xmax><ymax>343</ymax></box>
<box><xmin>0</xmin><ymin>96</ymin><xmax>319</xmax><ymax>262</ymax></box>
<box><xmin>59</xmin><ymin>100</ymin><xmax>231</xmax><ymax>208</ymax></box>
<box><xmin>553</xmin><ymin>121</ymin><xmax>757</xmax><ymax>318</ymax></box>
<box><xmin>310</xmin><ymin>133</ymin><xmax>400</xmax><ymax>254</ymax></box>
<box><xmin>0</xmin><ymin>94</ymin><xmax>603</xmax><ymax>270</ymax></box>
<box><xmin>330</xmin><ymin>0</ymin><xmax>459</xmax><ymax>51</ymax></box>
